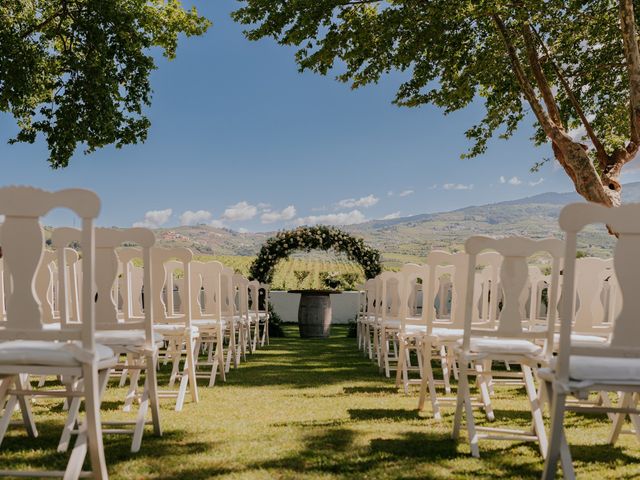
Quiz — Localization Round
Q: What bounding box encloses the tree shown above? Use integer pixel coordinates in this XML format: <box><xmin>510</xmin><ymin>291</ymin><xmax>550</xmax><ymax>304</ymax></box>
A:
<box><xmin>232</xmin><ymin>0</ymin><xmax>640</xmax><ymax>208</ymax></box>
<box><xmin>0</xmin><ymin>0</ymin><xmax>210</xmax><ymax>168</ymax></box>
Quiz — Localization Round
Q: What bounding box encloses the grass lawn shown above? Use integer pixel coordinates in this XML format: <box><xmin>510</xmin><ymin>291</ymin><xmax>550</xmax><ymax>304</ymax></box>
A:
<box><xmin>2</xmin><ymin>325</ymin><xmax>640</xmax><ymax>479</ymax></box>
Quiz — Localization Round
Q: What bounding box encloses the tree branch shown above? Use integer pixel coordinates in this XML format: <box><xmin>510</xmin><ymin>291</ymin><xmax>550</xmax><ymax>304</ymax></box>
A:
<box><xmin>619</xmin><ymin>0</ymin><xmax>640</xmax><ymax>145</ymax></box>
<box><xmin>529</xmin><ymin>24</ymin><xmax>609</xmax><ymax>168</ymax></box>
<box><xmin>21</xmin><ymin>9</ymin><xmax>64</xmax><ymax>39</ymax></box>
<box><xmin>492</xmin><ymin>14</ymin><xmax>563</xmax><ymax>144</ymax></box>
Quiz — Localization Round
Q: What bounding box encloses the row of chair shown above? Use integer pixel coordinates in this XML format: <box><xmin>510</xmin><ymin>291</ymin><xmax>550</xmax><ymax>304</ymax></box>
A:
<box><xmin>356</xmin><ymin>202</ymin><xmax>639</xmax><ymax>479</ymax></box>
<box><xmin>0</xmin><ymin>186</ymin><xmax>271</xmax><ymax>479</ymax></box>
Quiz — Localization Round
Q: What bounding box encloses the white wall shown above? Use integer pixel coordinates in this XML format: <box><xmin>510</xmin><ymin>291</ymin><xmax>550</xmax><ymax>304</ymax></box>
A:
<box><xmin>270</xmin><ymin>291</ymin><xmax>360</xmax><ymax>324</ymax></box>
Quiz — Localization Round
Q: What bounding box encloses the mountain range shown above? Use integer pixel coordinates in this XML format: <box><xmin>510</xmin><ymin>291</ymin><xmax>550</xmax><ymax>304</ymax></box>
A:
<box><xmin>153</xmin><ymin>183</ymin><xmax>640</xmax><ymax>262</ymax></box>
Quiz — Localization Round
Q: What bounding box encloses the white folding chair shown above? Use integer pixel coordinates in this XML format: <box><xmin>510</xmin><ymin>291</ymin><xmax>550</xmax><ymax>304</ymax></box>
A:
<box><xmin>541</xmin><ymin>203</ymin><xmax>640</xmax><ymax>479</ymax></box>
<box><xmin>0</xmin><ymin>186</ymin><xmax>115</xmax><ymax>479</ymax></box>
<box><xmin>150</xmin><ymin>247</ymin><xmax>199</xmax><ymax>411</ymax></box>
<box><xmin>51</xmin><ymin>228</ymin><xmax>162</xmax><ymax>453</ymax></box>
<box><xmin>452</xmin><ymin>236</ymin><xmax>562</xmax><ymax>458</ymax></box>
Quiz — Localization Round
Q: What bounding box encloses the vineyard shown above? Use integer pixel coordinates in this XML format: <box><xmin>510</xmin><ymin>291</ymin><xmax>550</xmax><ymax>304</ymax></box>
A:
<box><xmin>194</xmin><ymin>253</ymin><xmax>375</xmax><ymax>290</ymax></box>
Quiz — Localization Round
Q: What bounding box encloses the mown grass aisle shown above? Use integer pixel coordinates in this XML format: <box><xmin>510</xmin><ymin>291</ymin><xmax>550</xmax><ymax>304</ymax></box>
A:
<box><xmin>3</xmin><ymin>325</ymin><xmax>640</xmax><ymax>478</ymax></box>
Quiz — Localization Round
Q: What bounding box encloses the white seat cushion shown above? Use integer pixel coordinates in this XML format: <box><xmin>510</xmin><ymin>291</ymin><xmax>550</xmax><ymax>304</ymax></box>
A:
<box><xmin>0</xmin><ymin>340</ymin><xmax>115</xmax><ymax>367</ymax></box>
<box><xmin>192</xmin><ymin>319</ymin><xmax>227</xmax><ymax>328</ymax></box>
<box><xmin>553</xmin><ymin>333</ymin><xmax>609</xmax><ymax>347</ymax></box>
<box><xmin>460</xmin><ymin>337</ymin><xmax>543</xmax><ymax>356</ymax></box>
<box><xmin>95</xmin><ymin>330</ymin><xmax>164</xmax><ymax>347</ymax></box>
<box><xmin>154</xmin><ymin>324</ymin><xmax>199</xmax><ymax>336</ymax></box>
<box><xmin>547</xmin><ymin>355</ymin><xmax>640</xmax><ymax>384</ymax></box>
<box><xmin>432</xmin><ymin>327</ymin><xmax>464</xmax><ymax>341</ymax></box>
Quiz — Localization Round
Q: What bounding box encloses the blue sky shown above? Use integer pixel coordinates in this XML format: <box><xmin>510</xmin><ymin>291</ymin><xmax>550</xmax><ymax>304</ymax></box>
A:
<box><xmin>2</xmin><ymin>1</ymin><xmax>640</xmax><ymax>232</ymax></box>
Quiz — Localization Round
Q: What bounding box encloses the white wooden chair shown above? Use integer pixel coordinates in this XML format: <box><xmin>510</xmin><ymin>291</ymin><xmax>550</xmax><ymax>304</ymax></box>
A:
<box><xmin>417</xmin><ymin>252</ymin><xmax>470</xmax><ymax>413</ymax></box>
<box><xmin>0</xmin><ymin>186</ymin><xmax>115</xmax><ymax>479</ymax></box>
<box><xmin>541</xmin><ymin>203</ymin><xmax>640</xmax><ymax>479</ymax></box>
<box><xmin>190</xmin><ymin>260</ymin><xmax>227</xmax><ymax>386</ymax></box>
<box><xmin>452</xmin><ymin>236</ymin><xmax>561</xmax><ymax>458</ymax></box>
<box><xmin>377</xmin><ymin>271</ymin><xmax>404</xmax><ymax>377</ymax></box>
<box><xmin>51</xmin><ymin>227</ymin><xmax>162</xmax><ymax>453</ymax></box>
<box><xmin>395</xmin><ymin>264</ymin><xmax>432</xmax><ymax>395</ymax></box>
<box><xmin>150</xmin><ymin>247</ymin><xmax>199</xmax><ymax>411</ymax></box>
<box><xmin>360</xmin><ymin>278</ymin><xmax>378</xmax><ymax>360</ymax></box>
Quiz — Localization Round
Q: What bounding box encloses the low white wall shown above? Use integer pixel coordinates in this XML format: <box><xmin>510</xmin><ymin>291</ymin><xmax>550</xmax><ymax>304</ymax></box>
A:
<box><xmin>270</xmin><ymin>291</ymin><xmax>360</xmax><ymax>324</ymax></box>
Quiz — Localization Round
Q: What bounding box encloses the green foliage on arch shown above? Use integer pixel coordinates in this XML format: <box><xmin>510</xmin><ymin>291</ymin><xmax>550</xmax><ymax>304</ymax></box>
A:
<box><xmin>250</xmin><ymin>226</ymin><xmax>381</xmax><ymax>284</ymax></box>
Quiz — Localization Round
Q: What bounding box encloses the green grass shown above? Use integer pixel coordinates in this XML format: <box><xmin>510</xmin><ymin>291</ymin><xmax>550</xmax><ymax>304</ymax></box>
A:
<box><xmin>2</xmin><ymin>325</ymin><xmax>640</xmax><ymax>479</ymax></box>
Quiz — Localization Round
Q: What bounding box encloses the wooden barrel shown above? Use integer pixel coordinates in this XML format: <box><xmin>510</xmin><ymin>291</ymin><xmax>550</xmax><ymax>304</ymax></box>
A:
<box><xmin>298</xmin><ymin>293</ymin><xmax>332</xmax><ymax>338</ymax></box>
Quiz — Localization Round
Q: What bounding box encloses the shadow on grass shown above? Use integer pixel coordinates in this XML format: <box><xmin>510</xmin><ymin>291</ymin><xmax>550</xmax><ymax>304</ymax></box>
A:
<box><xmin>349</xmin><ymin>408</ymin><xmax>419</xmax><ymax>422</ymax></box>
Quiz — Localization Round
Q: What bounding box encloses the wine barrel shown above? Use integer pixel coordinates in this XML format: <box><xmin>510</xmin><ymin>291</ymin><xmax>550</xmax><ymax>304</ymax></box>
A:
<box><xmin>297</xmin><ymin>293</ymin><xmax>332</xmax><ymax>338</ymax></box>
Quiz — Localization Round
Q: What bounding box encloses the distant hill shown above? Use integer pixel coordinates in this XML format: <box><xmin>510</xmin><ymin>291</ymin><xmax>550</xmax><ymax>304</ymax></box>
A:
<box><xmin>154</xmin><ymin>183</ymin><xmax>640</xmax><ymax>261</ymax></box>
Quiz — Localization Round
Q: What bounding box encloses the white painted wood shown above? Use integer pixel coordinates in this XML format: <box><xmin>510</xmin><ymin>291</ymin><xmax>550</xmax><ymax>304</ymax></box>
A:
<box><xmin>0</xmin><ymin>186</ymin><xmax>112</xmax><ymax>479</ymax></box>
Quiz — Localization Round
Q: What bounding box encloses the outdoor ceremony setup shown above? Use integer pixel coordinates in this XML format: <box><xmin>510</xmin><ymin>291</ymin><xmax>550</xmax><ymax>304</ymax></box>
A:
<box><xmin>0</xmin><ymin>185</ymin><xmax>639</xmax><ymax>479</ymax></box>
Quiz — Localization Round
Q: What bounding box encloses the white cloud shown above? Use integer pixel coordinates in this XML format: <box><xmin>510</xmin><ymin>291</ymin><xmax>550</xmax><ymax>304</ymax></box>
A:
<box><xmin>210</xmin><ymin>219</ymin><xmax>226</xmax><ymax>228</ymax></box>
<box><xmin>381</xmin><ymin>211</ymin><xmax>402</xmax><ymax>220</ymax></box>
<box><xmin>261</xmin><ymin>205</ymin><xmax>297</xmax><ymax>224</ymax></box>
<box><xmin>336</xmin><ymin>194</ymin><xmax>379</xmax><ymax>209</ymax></box>
<box><xmin>500</xmin><ymin>176</ymin><xmax>522</xmax><ymax>185</ymax></box>
<box><xmin>237</xmin><ymin>227</ymin><xmax>249</xmax><ymax>234</ymax></box>
<box><xmin>257</xmin><ymin>202</ymin><xmax>271</xmax><ymax>210</ymax></box>
<box><xmin>398</xmin><ymin>189</ymin><xmax>414</xmax><ymax>197</ymax></box>
<box><xmin>133</xmin><ymin>209</ymin><xmax>172</xmax><ymax>228</ymax></box>
<box><xmin>295</xmin><ymin>209</ymin><xmax>367</xmax><ymax>226</ymax></box>
<box><xmin>529</xmin><ymin>178</ymin><xmax>545</xmax><ymax>187</ymax></box>
<box><xmin>508</xmin><ymin>176</ymin><xmax>522</xmax><ymax>185</ymax></box>
<box><xmin>222</xmin><ymin>201</ymin><xmax>257</xmax><ymax>221</ymax></box>
<box><xmin>387</xmin><ymin>191</ymin><xmax>394</xmax><ymax>197</ymax></box>
<box><xmin>179</xmin><ymin>210</ymin><xmax>212</xmax><ymax>226</ymax></box>
<box><xmin>428</xmin><ymin>184</ymin><xmax>438</xmax><ymax>190</ymax></box>
<box><xmin>443</xmin><ymin>183</ymin><xmax>474</xmax><ymax>190</ymax></box>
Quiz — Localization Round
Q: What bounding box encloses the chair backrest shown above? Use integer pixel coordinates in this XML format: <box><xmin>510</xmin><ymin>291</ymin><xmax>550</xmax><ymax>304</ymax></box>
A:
<box><xmin>424</xmin><ymin>251</ymin><xmax>469</xmax><ymax>329</ymax></box>
<box><xmin>52</xmin><ymin>228</ymin><xmax>155</xmax><ymax>345</ymax></box>
<box><xmin>0</xmin><ymin>187</ymin><xmax>100</xmax><ymax>350</ymax></box>
<box><xmin>151</xmin><ymin>247</ymin><xmax>193</xmax><ymax>326</ymax></box>
<box><xmin>193</xmin><ymin>260</ymin><xmax>223</xmax><ymax>318</ymax></box>
<box><xmin>461</xmin><ymin>236</ymin><xmax>563</xmax><ymax>354</ymax></box>
<box><xmin>233</xmin><ymin>273</ymin><xmax>250</xmax><ymax>319</ymax></box>
<box><xmin>117</xmin><ymin>247</ymin><xmax>145</xmax><ymax>320</ymax></box>
<box><xmin>399</xmin><ymin>263</ymin><xmax>429</xmax><ymax>330</ymax></box>
<box><xmin>473</xmin><ymin>252</ymin><xmax>502</xmax><ymax>325</ymax></box>
<box><xmin>572</xmin><ymin>257</ymin><xmax>614</xmax><ymax>335</ymax></box>
<box><xmin>557</xmin><ymin>203</ymin><xmax>640</xmax><ymax>381</ymax></box>
<box><xmin>378</xmin><ymin>271</ymin><xmax>404</xmax><ymax>321</ymax></box>
<box><xmin>220</xmin><ymin>267</ymin><xmax>235</xmax><ymax>316</ymax></box>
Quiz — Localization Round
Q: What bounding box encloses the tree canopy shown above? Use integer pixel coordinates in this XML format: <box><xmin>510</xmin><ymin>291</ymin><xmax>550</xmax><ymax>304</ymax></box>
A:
<box><xmin>232</xmin><ymin>0</ymin><xmax>640</xmax><ymax>207</ymax></box>
<box><xmin>0</xmin><ymin>0</ymin><xmax>210</xmax><ymax>168</ymax></box>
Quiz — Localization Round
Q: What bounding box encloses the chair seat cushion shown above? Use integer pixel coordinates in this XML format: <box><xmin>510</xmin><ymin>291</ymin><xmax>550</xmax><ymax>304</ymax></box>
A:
<box><xmin>95</xmin><ymin>330</ymin><xmax>163</xmax><ymax>347</ymax></box>
<box><xmin>553</xmin><ymin>333</ymin><xmax>609</xmax><ymax>347</ymax></box>
<box><xmin>154</xmin><ymin>324</ymin><xmax>199</xmax><ymax>336</ymax></box>
<box><xmin>432</xmin><ymin>327</ymin><xmax>464</xmax><ymax>341</ymax></box>
<box><xmin>460</xmin><ymin>338</ymin><xmax>543</xmax><ymax>356</ymax></box>
<box><xmin>192</xmin><ymin>319</ymin><xmax>227</xmax><ymax>328</ymax></box>
<box><xmin>546</xmin><ymin>355</ymin><xmax>640</xmax><ymax>384</ymax></box>
<box><xmin>0</xmin><ymin>340</ymin><xmax>115</xmax><ymax>367</ymax></box>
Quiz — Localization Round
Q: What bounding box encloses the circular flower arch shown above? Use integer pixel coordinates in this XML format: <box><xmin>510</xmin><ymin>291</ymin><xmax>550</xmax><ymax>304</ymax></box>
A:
<box><xmin>249</xmin><ymin>225</ymin><xmax>382</xmax><ymax>284</ymax></box>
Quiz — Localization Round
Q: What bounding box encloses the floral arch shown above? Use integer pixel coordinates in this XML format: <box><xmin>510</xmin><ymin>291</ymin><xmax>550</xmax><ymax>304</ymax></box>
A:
<box><xmin>249</xmin><ymin>226</ymin><xmax>382</xmax><ymax>284</ymax></box>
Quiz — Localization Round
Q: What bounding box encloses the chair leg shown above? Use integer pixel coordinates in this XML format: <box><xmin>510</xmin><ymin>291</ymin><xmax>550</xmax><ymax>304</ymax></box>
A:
<box><xmin>523</xmin><ymin>365</ymin><xmax>547</xmax><ymax>457</ymax></box>
<box><xmin>475</xmin><ymin>363</ymin><xmax>494</xmax><ymax>421</ymax></box>
<box><xmin>541</xmin><ymin>381</ymin><xmax>574</xmax><ymax>480</ymax></box>
<box><xmin>440</xmin><ymin>345</ymin><xmax>451</xmax><ymax>394</ymax></box>
<box><xmin>16</xmin><ymin>374</ymin><xmax>38</xmax><ymax>439</ymax></box>
<box><xmin>394</xmin><ymin>339</ymin><xmax>405</xmax><ymax>389</ymax></box>
<box><xmin>58</xmin><ymin>380</ymin><xmax>82</xmax><ymax>452</ymax></box>
<box><xmin>76</xmin><ymin>365</ymin><xmax>108</xmax><ymax>480</ymax></box>
<box><xmin>146</xmin><ymin>352</ymin><xmax>162</xmax><ymax>437</ymax></box>
<box><xmin>460</xmin><ymin>365</ymin><xmax>480</xmax><ymax>457</ymax></box>
<box><xmin>123</xmin><ymin>357</ymin><xmax>141</xmax><ymax>412</ymax></box>
<box><xmin>0</xmin><ymin>376</ymin><xmax>18</xmax><ymax>447</ymax></box>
